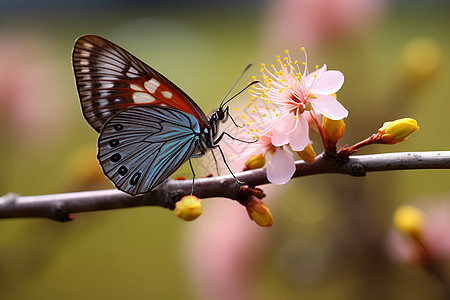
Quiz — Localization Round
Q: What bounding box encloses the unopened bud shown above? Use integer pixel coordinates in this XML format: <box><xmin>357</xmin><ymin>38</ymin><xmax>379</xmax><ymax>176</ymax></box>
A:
<box><xmin>296</xmin><ymin>143</ymin><xmax>316</xmax><ymax>163</ymax></box>
<box><xmin>175</xmin><ymin>195</ymin><xmax>202</xmax><ymax>221</ymax></box>
<box><xmin>393</xmin><ymin>205</ymin><xmax>424</xmax><ymax>240</ymax></box>
<box><xmin>245</xmin><ymin>197</ymin><xmax>273</xmax><ymax>227</ymax></box>
<box><xmin>244</xmin><ymin>153</ymin><xmax>266</xmax><ymax>171</ymax></box>
<box><xmin>322</xmin><ymin>116</ymin><xmax>345</xmax><ymax>146</ymax></box>
<box><xmin>378</xmin><ymin>118</ymin><xmax>419</xmax><ymax>144</ymax></box>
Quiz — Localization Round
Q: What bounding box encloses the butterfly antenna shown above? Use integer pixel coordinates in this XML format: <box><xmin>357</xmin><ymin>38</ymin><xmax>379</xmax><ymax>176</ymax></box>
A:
<box><xmin>220</xmin><ymin>80</ymin><xmax>259</xmax><ymax>108</ymax></box>
<box><xmin>219</xmin><ymin>63</ymin><xmax>253</xmax><ymax>108</ymax></box>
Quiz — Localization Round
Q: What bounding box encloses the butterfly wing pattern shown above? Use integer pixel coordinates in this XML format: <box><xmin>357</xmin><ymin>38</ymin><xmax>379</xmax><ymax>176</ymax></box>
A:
<box><xmin>72</xmin><ymin>34</ymin><xmax>208</xmax><ymax>132</ymax></box>
<box><xmin>98</xmin><ymin>105</ymin><xmax>202</xmax><ymax>196</ymax></box>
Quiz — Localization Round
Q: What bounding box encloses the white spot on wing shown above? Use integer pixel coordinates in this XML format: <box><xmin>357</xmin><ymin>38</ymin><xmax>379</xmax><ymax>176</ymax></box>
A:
<box><xmin>80</xmin><ymin>50</ymin><xmax>90</xmax><ymax>57</ymax></box>
<box><xmin>161</xmin><ymin>91</ymin><xmax>172</xmax><ymax>99</ymax></box>
<box><xmin>130</xmin><ymin>84</ymin><xmax>144</xmax><ymax>91</ymax></box>
<box><xmin>144</xmin><ymin>78</ymin><xmax>160</xmax><ymax>93</ymax></box>
<box><xmin>126</xmin><ymin>67</ymin><xmax>140</xmax><ymax>78</ymax></box>
<box><xmin>83</xmin><ymin>42</ymin><xmax>93</xmax><ymax>49</ymax></box>
<box><xmin>133</xmin><ymin>92</ymin><xmax>155</xmax><ymax>103</ymax></box>
<box><xmin>102</xmin><ymin>82</ymin><xmax>114</xmax><ymax>89</ymax></box>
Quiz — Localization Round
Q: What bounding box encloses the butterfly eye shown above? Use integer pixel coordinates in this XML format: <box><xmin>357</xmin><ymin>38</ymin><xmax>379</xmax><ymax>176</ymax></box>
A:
<box><xmin>217</xmin><ymin>110</ymin><xmax>225</xmax><ymax>120</ymax></box>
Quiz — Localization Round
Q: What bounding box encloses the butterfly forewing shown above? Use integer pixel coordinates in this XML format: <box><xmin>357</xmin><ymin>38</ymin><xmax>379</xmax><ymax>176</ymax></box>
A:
<box><xmin>72</xmin><ymin>34</ymin><xmax>208</xmax><ymax>132</ymax></box>
<box><xmin>97</xmin><ymin>105</ymin><xmax>202</xmax><ymax>196</ymax></box>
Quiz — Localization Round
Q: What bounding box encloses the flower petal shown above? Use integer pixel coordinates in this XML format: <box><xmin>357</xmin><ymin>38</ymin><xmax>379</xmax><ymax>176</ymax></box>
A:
<box><xmin>266</xmin><ymin>148</ymin><xmax>295</xmax><ymax>185</ymax></box>
<box><xmin>271</xmin><ymin>112</ymin><xmax>295</xmax><ymax>146</ymax></box>
<box><xmin>310</xmin><ymin>94</ymin><xmax>348</xmax><ymax>120</ymax></box>
<box><xmin>288</xmin><ymin>115</ymin><xmax>310</xmax><ymax>151</ymax></box>
<box><xmin>306</xmin><ymin>68</ymin><xmax>344</xmax><ymax>95</ymax></box>
<box><xmin>305</xmin><ymin>64</ymin><xmax>327</xmax><ymax>80</ymax></box>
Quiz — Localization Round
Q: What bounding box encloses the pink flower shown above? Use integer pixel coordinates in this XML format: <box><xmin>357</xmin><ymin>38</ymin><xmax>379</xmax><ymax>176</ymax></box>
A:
<box><xmin>223</xmin><ymin>126</ymin><xmax>295</xmax><ymax>185</ymax></box>
<box><xmin>266</xmin><ymin>146</ymin><xmax>295</xmax><ymax>185</ymax></box>
<box><xmin>248</xmin><ymin>48</ymin><xmax>348</xmax><ymax>151</ymax></box>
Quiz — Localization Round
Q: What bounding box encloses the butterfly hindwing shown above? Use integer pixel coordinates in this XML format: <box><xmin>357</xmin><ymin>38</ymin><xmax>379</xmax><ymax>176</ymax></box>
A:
<box><xmin>72</xmin><ymin>34</ymin><xmax>208</xmax><ymax>132</ymax></box>
<box><xmin>98</xmin><ymin>105</ymin><xmax>202</xmax><ymax>196</ymax></box>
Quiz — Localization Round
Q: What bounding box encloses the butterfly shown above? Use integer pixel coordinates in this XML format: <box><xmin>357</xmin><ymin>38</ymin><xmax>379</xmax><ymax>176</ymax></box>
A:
<box><xmin>72</xmin><ymin>35</ymin><xmax>253</xmax><ymax>196</ymax></box>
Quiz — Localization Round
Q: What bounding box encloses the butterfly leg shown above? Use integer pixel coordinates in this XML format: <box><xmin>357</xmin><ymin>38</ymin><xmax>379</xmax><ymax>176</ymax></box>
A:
<box><xmin>211</xmin><ymin>148</ymin><xmax>220</xmax><ymax>176</ymax></box>
<box><xmin>214</xmin><ymin>131</ymin><xmax>257</xmax><ymax>145</ymax></box>
<box><xmin>215</xmin><ymin>145</ymin><xmax>244</xmax><ymax>184</ymax></box>
<box><xmin>223</xmin><ymin>106</ymin><xmax>244</xmax><ymax>128</ymax></box>
<box><xmin>189</xmin><ymin>158</ymin><xmax>196</xmax><ymax>195</ymax></box>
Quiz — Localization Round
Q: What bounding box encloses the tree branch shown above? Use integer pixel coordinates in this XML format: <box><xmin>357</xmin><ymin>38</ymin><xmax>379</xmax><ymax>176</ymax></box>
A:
<box><xmin>1</xmin><ymin>151</ymin><xmax>449</xmax><ymax>221</ymax></box>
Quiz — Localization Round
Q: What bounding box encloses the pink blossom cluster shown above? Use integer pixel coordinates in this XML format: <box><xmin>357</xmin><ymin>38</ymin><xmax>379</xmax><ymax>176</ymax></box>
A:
<box><xmin>227</xmin><ymin>49</ymin><xmax>348</xmax><ymax>184</ymax></box>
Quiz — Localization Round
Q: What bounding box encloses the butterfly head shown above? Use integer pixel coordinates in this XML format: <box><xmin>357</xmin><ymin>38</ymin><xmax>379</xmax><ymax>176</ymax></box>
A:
<box><xmin>209</xmin><ymin>106</ymin><xmax>229</xmax><ymax>138</ymax></box>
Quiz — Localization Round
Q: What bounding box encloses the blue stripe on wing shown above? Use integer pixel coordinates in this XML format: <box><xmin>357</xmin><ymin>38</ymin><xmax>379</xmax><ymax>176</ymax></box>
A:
<box><xmin>97</xmin><ymin>105</ymin><xmax>202</xmax><ymax>196</ymax></box>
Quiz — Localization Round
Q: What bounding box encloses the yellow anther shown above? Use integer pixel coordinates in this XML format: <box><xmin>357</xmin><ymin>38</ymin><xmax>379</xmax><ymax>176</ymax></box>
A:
<box><xmin>315</xmin><ymin>65</ymin><xmax>319</xmax><ymax>69</ymax></box>
<box><xmin>302</xmin><ymin>62</ymin><xmax>306</xmax><ymax>65</ymax></box>
<box><xmin>285</xmin><ymin>50</ymin><xmax>289</xmax><ymax>54</ymax></box>
<box><xmin>300</xmin><ymin>47</ymin><xmax>305</xmax><ymax>51</ymax></box>
<box><xmin>270</xmin><ymin>64</ymin><xmax>275</xmax><ymax>68</ymax></box>
<box><xmin>261</xmin><ymin>63</ymin><xmax>266</xmax><ymax>67</ymax></box>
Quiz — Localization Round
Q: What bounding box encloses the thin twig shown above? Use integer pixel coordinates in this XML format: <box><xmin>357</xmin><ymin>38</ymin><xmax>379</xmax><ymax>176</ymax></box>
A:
<box><xmin>1</xmin><ymin>151</ymin><xmax>449</xmax><ymax>222</ymax></box>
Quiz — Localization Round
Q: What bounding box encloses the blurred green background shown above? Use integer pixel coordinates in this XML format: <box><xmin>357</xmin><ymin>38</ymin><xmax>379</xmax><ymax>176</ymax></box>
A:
<box><xmin>1</xmin><ymin>0</ymin><xmax>450</xmax><ymax>299</ymax></box>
